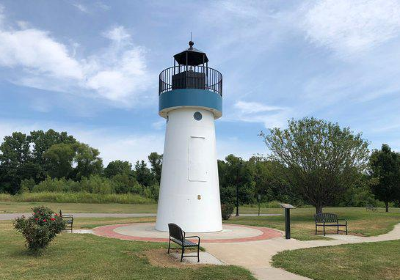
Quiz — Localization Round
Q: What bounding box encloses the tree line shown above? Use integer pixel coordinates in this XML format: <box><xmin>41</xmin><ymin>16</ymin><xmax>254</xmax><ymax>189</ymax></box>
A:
<box><xmin>1</xmin><ymin>117</ymin><xmax>400</xmax><ymax>213</ymax></box>
<box><xmin>0</xmin><ymin>130</ymin><xmax>162</xmax><ymax>200</ymax></box>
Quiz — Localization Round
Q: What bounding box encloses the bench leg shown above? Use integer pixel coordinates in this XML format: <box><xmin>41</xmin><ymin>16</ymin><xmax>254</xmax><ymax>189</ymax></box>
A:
<box><xmin>181</xmin><ymin>246</ymin><xmax>184</xmax><ymax>262</ymax></box>
<box><xmin>337</xmin><ymin>224</ymin><xmax>339</xmax><ymax>234</ymax></box>
<box><xmin>323</xmin><ymin>225</ymin><xmax>325</xmax><ymax>236</ymax></box>
<box><xmin>167</xmin><ymin>239</ymin><xmax>171</xmax><ymax>254</ymax></box>
<box><xmin>315</xmin><ymin>224</ymin><xmax>317</xmax><ymax>235</ymax></box>
<box><xmin>346</xmin><ymin>225</ymin><xmax>348</xmax><ymax>235</ymax></box>
<box><xmin>197</xmin><ymin>245</ymin><xmax>200</xmax><ymax>263</ymax></box>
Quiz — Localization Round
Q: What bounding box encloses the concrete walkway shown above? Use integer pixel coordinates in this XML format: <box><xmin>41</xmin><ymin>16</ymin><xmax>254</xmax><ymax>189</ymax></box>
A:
<box><xmin>203</xmin><ymin>223</ymin><xmax>400</xmax><ymax>280</ymax></box>
<box><xmin>0</xmin><ymin>213</ymin><xmax>280</xmax><ymax>221</ymax></box>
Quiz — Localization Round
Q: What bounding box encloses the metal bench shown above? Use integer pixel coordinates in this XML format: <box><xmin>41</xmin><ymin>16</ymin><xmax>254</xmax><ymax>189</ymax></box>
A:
<box><xmin>167</xmin><ymin>223</ymin><xmax>200</xmax><ymax>262</ymax></box>
<box><xmin>314</xmin><ymin>213</ymin><xmax>347</xmax><ymax>236</ymax></box>
<box><xmin>366</xmin><ymin>204</ymin><xmax>377</xmax><ymax>212</ymax></box>
<box><xmin>59</xmin><ymin>210</ymin><xmax>74</xmax><ymax>232</ymax></box>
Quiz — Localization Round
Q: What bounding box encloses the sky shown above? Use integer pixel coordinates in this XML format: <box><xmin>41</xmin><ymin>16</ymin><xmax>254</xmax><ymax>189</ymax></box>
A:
<box><xmin>1</xmin><ymin>0</ymin><xmax>400</xmax><ymax>165</ymax></box>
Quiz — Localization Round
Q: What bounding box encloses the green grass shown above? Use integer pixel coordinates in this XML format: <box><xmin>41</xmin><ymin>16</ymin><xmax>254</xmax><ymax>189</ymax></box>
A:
<box><xmin>0</xmin><ymin>220</ymin><xmax>254</xmax><ymax>280</ymax></box>
<box><xmin>0</xmin><ymin>201</ymin><xmax>157</xmax><ymax>214</ymax></box>
<box><xmin>272</xmin><ymin>240</ymin><xmax>400</xmax><ymax>280</ymax></box>
<box><xmin>2</xmin><ymin>201</ymin><xmax>400</xmax><ymax>241</ymax></box>
<box><xmin>228</xmin><ymin>207</ymin><xmax>400</xmax><ymax>240</ymax></box>
<box><xmin>0</xmin><ymin>192</ymin><xmax>154</xmax><ymax>204</ymax></box>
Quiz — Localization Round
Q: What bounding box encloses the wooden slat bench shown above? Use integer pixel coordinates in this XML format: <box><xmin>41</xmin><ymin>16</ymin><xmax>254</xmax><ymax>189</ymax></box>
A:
<box><xmin>59</xmin><ymin>210</ymin><xmax>74</xmax><ymax>232</ymax></box>
<box><xmin>314</xmin><ymin>213</ymin><xmax>347</xmax><ymax>236</ymax></box>
<box><xmin>167</xmin><ymin>223</ymin><xmax>200</xmax><ymax>262</ymax></box>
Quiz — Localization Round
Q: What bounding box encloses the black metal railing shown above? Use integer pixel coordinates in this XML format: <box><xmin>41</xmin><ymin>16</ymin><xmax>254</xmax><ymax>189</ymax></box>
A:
<box><xmin>159</xmin><ymin>66</ymin><xmax>222</xmax><ymax>96</ymax></box>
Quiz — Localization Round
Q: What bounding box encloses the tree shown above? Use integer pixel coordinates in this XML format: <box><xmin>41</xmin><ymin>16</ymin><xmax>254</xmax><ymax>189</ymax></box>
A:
<box><xmin>43</xmin><ymin>143</ymin><xmax>75</xmax><ymax>179</ymax></box>
<box><xmin>369</xmin><ymin>144</ymin><xmax>400</xmax><ymax>212</ymax></box>
<box><xmin>260</xmin><ymin>117</ymin><xmax>369</xmax><ymax>214</ymax></box>
<box><xmin>29</xmin><ymin>130</ymin><xmax>76</xmax><ymax>180</ymax></box>
<box><xmin>0</xmin><ymin>132</ymin><xmax>34</xmax><ymax>193</ymax></box>
<box><xmin>148</xmin><ymin>152</ymin><xmax>163</xmax><ymax>184</ymax></box>
<box><xmin>104</xmin><ymin>160</ymin><xmax>132</xmax><ymax>178</ymax></box>
<box><xmin>218</xmin><ymin>155</ymin><xmax>256</xmax><ymax>210</ymax></box>
<box><xmin>72</xmin><ymin>143</ymin><xmax>103</xmax><ymax>180</ymax></box>
<box><xmin>134</xmin><ymin>160</ymin><xmax>155</xmax><ymax>187</ymax></box>
<box><xmin>247</xmin><ymin>156</ymin><xmax>290</xmax><ymax>203</ymax></box>
<box><xmin>0</xmin><ymin>129</ymin><xmax>77</xmax><ymax>193</ymax></box>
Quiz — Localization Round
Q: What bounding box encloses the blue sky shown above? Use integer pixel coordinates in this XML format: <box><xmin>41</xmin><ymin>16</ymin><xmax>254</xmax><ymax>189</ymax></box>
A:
<box><xmin>1</xmin><ymin>0</ymin><xmax>400</xmax><ymax>164</ymax></box>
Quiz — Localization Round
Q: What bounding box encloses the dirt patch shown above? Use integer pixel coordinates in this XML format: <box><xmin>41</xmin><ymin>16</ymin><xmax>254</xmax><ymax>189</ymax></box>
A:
<box><xmin>141</xmin><ymin>249</ymin><xmax>212</xmax><ymax>269</ymax></box>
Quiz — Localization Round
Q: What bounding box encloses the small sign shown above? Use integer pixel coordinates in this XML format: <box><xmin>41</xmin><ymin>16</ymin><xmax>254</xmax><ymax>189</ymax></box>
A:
<box><xmin>280</xmin><ymin>203</ymin><xmax>296</xmax><ymax>209</ymax></box>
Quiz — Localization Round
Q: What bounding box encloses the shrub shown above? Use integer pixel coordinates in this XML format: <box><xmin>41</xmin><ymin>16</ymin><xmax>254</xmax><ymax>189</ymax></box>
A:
<box><xmin>14</xmin><ymin>206</ymin><xmax>66</xmax><ymax>252</ymax></box>
<box><xmin>20</xmin><ymin>178</ymin><xmax>36</xmax><ymax>193</ymax></box>
<box><xmin>221</xmin><ymin>204</ymin><xmax>234</xmax><ymax>220</ymax></box>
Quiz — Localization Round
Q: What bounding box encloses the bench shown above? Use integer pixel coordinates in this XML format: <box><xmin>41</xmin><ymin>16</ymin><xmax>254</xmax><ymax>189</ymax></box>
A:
<box><xmin>314</xmin><ymin>213</ymin><xmax>347</xmax><ymax>236</ymax></box>
<box><xmin>168</xmin><ymin>223</ymin><xmax>200</xmax><ymax>262</ymax></box>
<box><xmin>366</xmin><ymin>204</ymin><xmax>377</xmax><ymax>212</ymax></box>
<box><xmin>59</xmin><ymin>210</ymin><xmax>74</xmax><ymax>232</ymax></box>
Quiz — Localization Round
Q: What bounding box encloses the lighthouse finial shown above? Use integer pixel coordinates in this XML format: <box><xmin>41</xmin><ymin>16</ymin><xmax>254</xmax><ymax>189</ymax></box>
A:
<box><xmin>189</xmin><ymin>32</ymin><xmax>194</xmax><ymax>49</ymax></box>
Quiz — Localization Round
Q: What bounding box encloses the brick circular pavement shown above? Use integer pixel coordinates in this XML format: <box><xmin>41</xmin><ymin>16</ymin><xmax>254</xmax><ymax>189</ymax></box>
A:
<box><xmin>92</xmin><ymin>223</ymin><xmax>282</xmax><ymax>243</ymax></box>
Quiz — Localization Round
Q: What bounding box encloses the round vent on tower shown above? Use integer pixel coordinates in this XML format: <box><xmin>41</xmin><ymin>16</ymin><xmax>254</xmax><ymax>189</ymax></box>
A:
<box><xmin>194</xmin><ymin>112</ymin><xmax>202</xmax><ymax>121</ymax></box>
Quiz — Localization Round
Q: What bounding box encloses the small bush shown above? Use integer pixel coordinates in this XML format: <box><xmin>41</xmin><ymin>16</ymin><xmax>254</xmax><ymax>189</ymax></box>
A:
<box><xmin>221</xmin><ymin>204</ymin><xmax>234</xmax><ymax>220</ymax></box>
<box><xmin>20</xmin><ymin>178</ymin><xmax>36</xmax><ymax>193</ymax></box>
<box><xmin>14</xmin><ymin>206</ymin><xmax>66</xmax><ymax>252</ymax></box>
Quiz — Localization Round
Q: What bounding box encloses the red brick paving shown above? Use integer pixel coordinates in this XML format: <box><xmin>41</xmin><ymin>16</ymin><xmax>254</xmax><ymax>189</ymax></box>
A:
<box><xmin>92</xmin><ymin>223</ymin><xmax>282</xmax><ymax>243</ymax></box>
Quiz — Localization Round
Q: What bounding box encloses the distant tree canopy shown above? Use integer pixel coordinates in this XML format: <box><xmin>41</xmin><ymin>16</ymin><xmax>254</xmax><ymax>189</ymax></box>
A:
<box><xmin>0</xmin><ymin>129</ymin><xmax>163</xmax><ymax>196</ymax></box>
<box><xmin>369</xmin><ymin>144</ymin><xmax>400</xmax><ymax>212</ymax></box>
<box><xmin>218</xmin><ymin>154</ymin><xmax>255</xmax><ymax>206</ymax></box>
<box><xmin>104</xmin><ymin>160</ymin><xmax>132</xmax><ymax>178</ymax></box>
<box><xmin>261</xmin><ymin>117</ymin><xmax>370</xmax><ymax>213</ymax></box>
<box><xmin>148</xmin><ymin>152</ymin><xmax>163</xmax><ymax>184</ymax></box>
<box><xmin>0</xmin><ymin>130</ymin><xmax>77</xmax><ymax>193</ymax></box>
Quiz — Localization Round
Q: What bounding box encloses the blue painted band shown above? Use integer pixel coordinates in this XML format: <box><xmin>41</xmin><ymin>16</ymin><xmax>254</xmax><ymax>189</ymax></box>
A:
<box><xmin>159</xmin><ymin>89</ymin><xmax>222</xmax><ymax>118</ymax></box>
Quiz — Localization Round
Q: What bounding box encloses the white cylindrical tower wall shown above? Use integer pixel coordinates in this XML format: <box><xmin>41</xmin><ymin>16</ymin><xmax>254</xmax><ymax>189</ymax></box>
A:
<box><xmin>155</xmin><ymin>107</ymin><xmax>222</xmax><ymax>232</ymax></box>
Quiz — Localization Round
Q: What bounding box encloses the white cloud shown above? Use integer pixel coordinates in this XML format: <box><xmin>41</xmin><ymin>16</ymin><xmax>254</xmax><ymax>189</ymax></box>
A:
<box><xmin>302</xmin><ymin>0</ymin><xmax>400</xmax><ymax>56</ymax></box>
<box><xmin>234</xmin><ymin>101</ymin><xmax>285</xmax><ymax>114</ymax></box>
<box><xmin>103</xmin><ymin>26</ymin><xmax>130</xmax><ymax>43</ymax></box>
<box><xmin>0</xmin><ymin>8</ymin><xmax>151</xmax><ymax>107</ymax></box>
<box><xmin>152</xmin><ymin>120</ymin><xmax>165</xmax><ymax>130</ymax></box>
<box><xmin>96</xmin><ymin>2</ymin><xmax>110</xmax><ymax>11</ymax></box>
<box><xmin>0</xmin><ymin>28</ymin><xmax>83</xmax><ymax>79</ymax></box>
<box><xmin>230</xmin><ymin>101</ymin><xmax>291</xmax><ymax>129</ymax></box>
<box><xmin>72</xmin><ymin>3</ymin><xmax>89</xmax><ymax>13</ymax></box>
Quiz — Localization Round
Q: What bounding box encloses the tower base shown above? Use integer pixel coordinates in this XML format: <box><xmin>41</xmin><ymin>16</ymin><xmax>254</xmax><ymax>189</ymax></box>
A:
<box><xmin>155</xmin><ymin>108</ymin><xmax>222</xmax><ymax>232</ymax></box>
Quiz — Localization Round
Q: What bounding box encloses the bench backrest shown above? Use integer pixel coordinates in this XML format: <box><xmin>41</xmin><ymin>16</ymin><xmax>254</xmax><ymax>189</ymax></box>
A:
<box><xmin>314</xmin><ymin>213</ymin><xmax>338</xmax><ymax>223</ymax></box>
<box><xmin>168</xmin><ymin>223</ymin><xmax>184</xmax><ymax>241</ymax></box>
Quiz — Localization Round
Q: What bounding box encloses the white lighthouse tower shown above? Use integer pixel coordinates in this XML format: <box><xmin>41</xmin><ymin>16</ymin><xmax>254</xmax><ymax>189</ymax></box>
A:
<box><xmin>155</xmin><ymin>41</ymin><xmax>223</xmax><ymax>232</ymax></box>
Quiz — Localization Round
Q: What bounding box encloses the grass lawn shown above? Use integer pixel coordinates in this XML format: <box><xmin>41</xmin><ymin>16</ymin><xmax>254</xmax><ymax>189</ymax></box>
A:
<box><xmin>0</xmin><ymin>219</ymin><xmax>254</xmax><ymax>280</ymax></box>
<box><xmin>0</xmin><ymin>201</ymin><xmax>158</xmax><ymax>214</ymax></box>
<box><xmin>2</xmin><ymin>202</ymin><xmax>400</xmax><ymax>241</ymax></box>
<box><xmin>228</xmin><ymin>207</ymin><xmax>400</xmax><ymax>240</ymax></box>
<box><xmin>272</xmin><ymin>240</ymin><xmax>400</xmax><ymax>280</ymax></box>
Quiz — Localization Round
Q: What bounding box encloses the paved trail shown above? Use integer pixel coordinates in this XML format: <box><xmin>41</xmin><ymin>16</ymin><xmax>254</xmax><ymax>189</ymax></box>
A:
<box><xmin>203</xmin><ymin>223</ymin><xmax>400</xmax><ymax>280</ymax></box>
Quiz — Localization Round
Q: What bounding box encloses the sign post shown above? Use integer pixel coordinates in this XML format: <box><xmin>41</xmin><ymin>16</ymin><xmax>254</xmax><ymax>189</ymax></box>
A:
<box><xmin>280</xmin><ymin>203</ymin><xmax>296</xmax><ymax>239</ymax></box>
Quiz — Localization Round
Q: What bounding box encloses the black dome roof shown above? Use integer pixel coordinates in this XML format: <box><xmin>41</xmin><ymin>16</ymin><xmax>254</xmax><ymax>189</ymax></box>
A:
<box><xmin>173</xmin><ymin>41</ymin><xmax>209</xmax><ymax>66</ymax></box>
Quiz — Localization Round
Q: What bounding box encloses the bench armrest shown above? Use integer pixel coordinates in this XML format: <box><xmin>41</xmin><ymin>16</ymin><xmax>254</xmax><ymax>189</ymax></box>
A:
<box><xmin>185</xmin><ymin>236</ymin><xmax>201</xmax><ymax>244</ymax></box>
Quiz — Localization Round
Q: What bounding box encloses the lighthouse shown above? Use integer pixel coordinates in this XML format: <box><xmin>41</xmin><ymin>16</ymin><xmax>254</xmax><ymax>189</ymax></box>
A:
<box><xmin>155</xmin><ymin>41</ymin><xmax>223</xmax><ymax>232</ymax></box>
